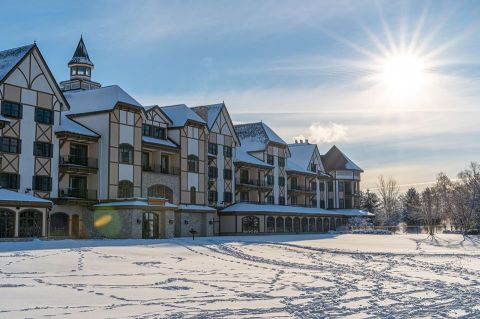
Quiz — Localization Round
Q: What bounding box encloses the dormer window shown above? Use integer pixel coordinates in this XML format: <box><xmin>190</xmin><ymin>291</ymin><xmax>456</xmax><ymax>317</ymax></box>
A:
<box><xmin>142</xmin><ymin>124</ymin><xmax>166</xmax><ymax>139</ymax></box>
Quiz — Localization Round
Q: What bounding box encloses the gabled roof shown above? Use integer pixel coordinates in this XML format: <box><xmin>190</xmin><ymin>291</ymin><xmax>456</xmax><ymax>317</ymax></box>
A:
<box><xmin>234</xmin><ymin>149</ymin><xmax>273</xmax><ymax>169</ymax></box>
<box><xmin>161</xmin><ymin>104</ymin><xmax>206</xmax><ymax>128</ymax></box>
<box><xmin>55</xmin><ymin>115</ymin><xmax>100</xmax><ymax>138</ymax></box>
<box><xmin>287</xmin><ymin>143</ymin><xmax>317</xmax><ymax>173</ymax></box>
<box><xmin>191</xmin><ymin>102</ymin><xmax>240</xmax><ymax>145</ymax></box>
<box><xmin>0</xmin><ymin>44</ymin><xmax>35</xmax><ymax>83</ymax></box>
<box><xmin>234</xmin><ymin>122</ymin><xmax>287</xmax><ymax>153</ymax></box>
<box><xmin>68</xmin><ymin>36</ymin><xmax>93</xmax><ymax>67</ymax></box>
<box><xmin>322</xmin><ymin>145</ymin><xmax>363</xmax><ymax>172</ymax></box>
<box><xmin>64</xmin><ymin>85</ymin><xmax>142</xmax><ymax>116</ymax></box>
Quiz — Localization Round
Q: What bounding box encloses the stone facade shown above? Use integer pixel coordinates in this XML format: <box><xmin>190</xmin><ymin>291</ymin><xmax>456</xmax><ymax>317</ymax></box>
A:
<box><xmin>141</xmin><ymin>172</ymin><xmax>180</xmax><ymax>204</ymax></box>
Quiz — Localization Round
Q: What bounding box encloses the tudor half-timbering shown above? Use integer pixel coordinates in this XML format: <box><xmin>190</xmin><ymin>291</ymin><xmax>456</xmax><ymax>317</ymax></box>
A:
<box><xmin>192</xmin><ymin>103</ymin><xmax>240</xmax><ymax>208</ymax></box>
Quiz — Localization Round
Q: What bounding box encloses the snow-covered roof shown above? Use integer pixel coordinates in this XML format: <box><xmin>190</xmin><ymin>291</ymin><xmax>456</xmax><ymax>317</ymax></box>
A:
<box><xmin>221</xmin><ymin>203</ymin><xmax>370</xmax><ymax>216</ymax></box>
<box><xmin>0</xmin><ymin>44</ymin><xmax>34</xmax><ymax>83</ymax></box>
<box><xmin>234</xmin><ymin>149</ymin><xmax>273</xmax><ymax>168</ymax></box>
<box><xmin>322</xmin><ymin>145</ymin><xmax>363</xmax><ymax>172</ymax></box>
<box><xmin>94</xmin><ymin>198</ymin><xmax>177</xmax><ymax>208</ymax></box>
<box><xmin>68</xmin><ymin>36</ymin><xmax>93</xmax><ymax>67</ymax></box>
<box><xmin>0</xmin><ymin>188</ymin><xmax>52</xmax><ymax>206</ymax></box>
<box><xmin>287</xmin><ymin>143</ymin><xmax>318</xmax><ymax>174</ymax></box>
<box><xmin>235</xmin><ymin>122</ymin><xmax>287</xmax><ymax>152</ymax></box>
<box><xmin>177</xmin><ymin>204</ymin><xmax>216</xmax><ymax>212</ymax></box>
<box><xmin>56</xmin><ymin>115</ymin><xmax>100</xmax><ymax>138</ymax></box>
<box><xmin>191</xmin><ymin>103</ymin><xmax>223</xmax><ymax>129</ymax></box>
<box><xmin>142</xmin><ymin>136</ymin><xmax>178</xmax><ymax>148</ymax></box>
<box><xmin>161</xmin><ymin>104</ymin><xmax>206</xmax><ymax>127</ymax></box>
<box><xmin>64</xmin><ymin>85</ymin><xmax>142</xmax><ymax>116</ymax></box>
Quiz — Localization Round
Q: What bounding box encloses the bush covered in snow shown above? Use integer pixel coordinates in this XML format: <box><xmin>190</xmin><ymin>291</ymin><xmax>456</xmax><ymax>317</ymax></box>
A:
<box><xmin>351</xmin><ymin>229</ymin><xmax>393</xmax><ymax>235</ymax></box>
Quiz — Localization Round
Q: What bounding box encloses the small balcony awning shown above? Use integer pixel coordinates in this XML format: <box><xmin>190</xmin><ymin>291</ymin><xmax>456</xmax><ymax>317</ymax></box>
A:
<box><xmin>0</xmin><ymin>188</ymin><xmax>52</xmax><ymax>208</ymax></box>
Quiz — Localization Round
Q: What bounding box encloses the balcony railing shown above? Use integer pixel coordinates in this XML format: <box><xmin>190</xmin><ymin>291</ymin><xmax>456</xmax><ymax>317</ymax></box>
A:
<box><xmin>59</xmin><ymin>188</ymin><xmax>97</xmax><ymax>200</ymax></box>
<box><xmin>142</xmin><ymin>164</ymin><xmax>180</xmax><ymax>175</ymax></box>
<box><xmin>289</xmin><ymin>184</ymin><xmax>315</xmax><ymax>192</ymax></box>
<box><xmin>60</xmin><ymin>155</ymin><xmax>98</xmax><ymax>169</ymax></box>
<box><xmin>237</xmin><ymin>179</ymin><xmax>272</xmax><ymax>188</ymax></box>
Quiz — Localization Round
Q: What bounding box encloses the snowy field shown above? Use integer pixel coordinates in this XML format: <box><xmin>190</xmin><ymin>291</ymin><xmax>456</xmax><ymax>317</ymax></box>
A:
<box><xmin>0</xmin><ymin>234</ymin><xmax>480</xmax><ymax>318</ymax></box>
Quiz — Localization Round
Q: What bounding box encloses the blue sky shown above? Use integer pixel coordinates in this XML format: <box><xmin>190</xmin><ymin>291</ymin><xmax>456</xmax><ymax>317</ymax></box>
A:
<box><xmin>2</xmin><ymin>0</ymin><xmax>480</xmax><ymax>190</ymax></box>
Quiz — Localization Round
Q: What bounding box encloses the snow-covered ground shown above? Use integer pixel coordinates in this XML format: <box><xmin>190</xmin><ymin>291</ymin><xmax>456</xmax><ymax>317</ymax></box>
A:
<box><xmin>0</xmin><ymin>234</ymin><xmax>479</xmax><ymax>318</ymax></box>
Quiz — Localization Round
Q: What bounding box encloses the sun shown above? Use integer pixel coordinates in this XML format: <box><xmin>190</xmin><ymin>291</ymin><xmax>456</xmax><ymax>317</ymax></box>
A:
<box><xmin>379</xmin><ymin>54</ymin><xmax>427</xmax><ymax>98</ymax></box>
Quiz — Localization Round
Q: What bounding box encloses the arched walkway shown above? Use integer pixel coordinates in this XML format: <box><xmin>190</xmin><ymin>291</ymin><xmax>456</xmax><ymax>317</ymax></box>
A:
<box><xmin>0</xmin><ymin>209</ymin><xmax>15</xmax><ymax>238</ymax></box>
<box><xmin>242</xmin><ymin>216</ymin><xmax>260</xmax><ymax>233</ymax></box>
<box><xmin>285</xmin><ymin>217</ymin><xmax>293</xmax><ymax>232</ymax></box>
<box><xmin>19</xmin><ymin>210</ymin><xmax>43</xmax><ymax>238</ymax></box>
<box><xmin>316</xmin><ymin>218</ymin><xmax>323</xmax><ymax>232</ymax></box>
<box><xmin>323</xmin><ymin>218</ymin><xmax>330</xmax><ymax>232</ymax></box>
<box><xmin>50</xmin><ymin>212</ymin><xmax>69</xmax><ymax>236</ymax></box>
<box><xmin>301</xmin><ymin>217</ymin><xmax>308</xmax><ymax>232</ymax></box>
<box><xmin>266</xmin><ymin>217</ymin><xmax>275</xmax><ymax>232</ymax></box>
<box><xmin>309</xmin><ymin>218</ymin><xmax>316</xmax><ymax>232</ymax></box>
<box><xmin>276</xmin><ymin>217</ymin><xmax>284</xmax><ymax>232</ymax></box>
<box><xmin>293</xmin><ymin>217</ymin><xmax>300</xmax><ymax>232</ymax></box>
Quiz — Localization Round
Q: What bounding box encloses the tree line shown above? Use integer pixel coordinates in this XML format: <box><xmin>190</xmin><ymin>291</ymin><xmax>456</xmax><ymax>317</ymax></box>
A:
<box><xmin>360</xmin><ymin>162</ymin><xmax>480</xmax><ymax>235</ymax></box>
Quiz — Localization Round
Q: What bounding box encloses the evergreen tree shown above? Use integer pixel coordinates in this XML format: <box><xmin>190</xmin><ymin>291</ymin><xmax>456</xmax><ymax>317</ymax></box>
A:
<box><xmin>401</xmin><ymin>187</ymin><xmax>422</xmax><ymax>225</ymax></box>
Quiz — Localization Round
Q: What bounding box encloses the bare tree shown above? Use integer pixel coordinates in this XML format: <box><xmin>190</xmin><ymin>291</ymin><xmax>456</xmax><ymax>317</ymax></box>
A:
<box><xmin>453</xmin><ymin>162</ymin><xmax>480</xmax><ymax>234</ymax></box>
<box><xmin>377</xmin><ymin>175</ymin><xmax>401</xmax><ymax>225</ymax></box>
<box><xmin>421</xmin><ymin>187</ymin><xmax>439</xmax><ymax>237</ymax></box>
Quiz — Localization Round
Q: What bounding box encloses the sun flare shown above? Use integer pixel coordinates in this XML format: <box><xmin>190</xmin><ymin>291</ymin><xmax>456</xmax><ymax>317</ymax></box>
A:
<box><xmin>379</xmin><ymin>54</ymin><xmax>428</xmax><ymax>98</ymax></box>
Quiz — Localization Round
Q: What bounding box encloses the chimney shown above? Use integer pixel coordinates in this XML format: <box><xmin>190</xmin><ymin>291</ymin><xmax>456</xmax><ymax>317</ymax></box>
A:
<box><xmin>300</xmin><ymin>139</ymin><xmax>303</xmax><ymax>143</ymax></box>
<box><xmin>295</xmin><ymin>140</ymin><xmax>298</xmax><ymax>144</ymax></box>
<box><xmin>305</xmin><ymin>139</ymin><xmax>309</xmax><ymax>144</ymax></box>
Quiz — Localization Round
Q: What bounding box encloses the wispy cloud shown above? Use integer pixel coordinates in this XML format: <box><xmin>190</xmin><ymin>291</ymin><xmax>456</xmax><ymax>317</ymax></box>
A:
<box><xmin>294</xmin><ymin>122</ymin><xmax>349</xmax><ymax>144</ymax></box>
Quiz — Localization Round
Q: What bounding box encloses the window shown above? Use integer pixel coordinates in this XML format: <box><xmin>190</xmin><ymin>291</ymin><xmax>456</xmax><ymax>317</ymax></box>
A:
<box><xmin>291</xmin><ymin>177</ymin><xmax>298</xmax><ymax>189</ymax></box>
<box><xmin>285</xmin><ymin>217</ymin><xmax>293</xmax><ymax>232</ymax></box>
<box><xmin>119</xmin><ymin>143</ymin><xmax>134</xmax><ymax>164</ymax></box>
<box><xmin>266</xmin><ymin>217</ymin><xmax>275</xmax><ymax>232</ymax></box>
<box><xmin>320</xmin><ymin>199</ymin><xmax>325</xmax><ymax>209</ymax></box>
<box><xmin>223</xmin><ymin>145</ymin><xmax>232</xmax><ymax>158</ymax></box>
<box><xmin>147</xmin><ymin>184</ymin><xmax>173</xmax><ymax>203</ymax></box>
<box><xmin>187</xmin><ymin>155</ymin><xmax>199</xmax><ymax>173</ymax></box>
<box><xmin>118</xmin><ymin>180</ymin><xmax>133</xmax><ymax>198</ymax></box>
<box><xmin>1</xmin><ymin>137</ymin><xmax>21</xmax><ymax>153</ymax></box>
<box><xmin>35</xmin><ymin>108</ymin><xmax>52</xmax><ymax>125</ymax></box>
<box><xmin>0</xmin><ymin>173</ymin><xmax>19</xmax><ymax>189</ymax></box>
<box><xmin>328</xmin><ymin>182</ymin><xmax>334</xmax><ymax>192</ymax></box>
<box><xmin>320</xmin><ymin>182</ymin><xmax>325</xmax><ymax>192</ymax></box>
<box><xmin>208</xmin><ymin>191</ymin><xmax>218</xmax><ymax>203</ymax></box>
<box><xmin>19</xmin><ymin>210</ymin><xmax>43</xmax><ymax>238</ymax></box>
<box><xmin>278</xmin><ymin>176</ymin><xmax>285</xmax><ymax>187</ymax></box>
<box><xmin>278</xmin><ymin>157</ymin><xmax>285</xmax><ymax>167</ymax></box>
<box><xmin>142</xmin><ymin>124</ymin><xmax>166</xmax><ymax>139</ymax></box>
<box><xmin>339</xmin><ymin>199</ymin><xmax>345</xmax><ymax>209</ymax></box>
<box><xmin>208</xmin><ymin>166</ymin><xmax>218</xmax><ymax>178</ymax></box>
<box><xmin>0</xmin><ymin>209</ymin><xmax>15</xmax><ymax>238</ymax></box>
<box><xmin>311</xmin><ymin>181</ymin><xmax>317</xmax><ymax>190</ymax></box>
<box><xmin>223</xmin><ymin>169</ymin><xmax>232</xmax><ymax>180</ymax></box>
<box><xmin>208</xmin><ymin>143</ymin><xmax>218</xmax><ymax>155</ymax></box>
<box><xmin>291</xmin><ymin>195</ymin><xmax>298</xmax><ymax>205</ymax></box>
<box><xmin>1</xmin><ymin>101</ymin><xmax>22</xmax><ymax>118</ymax></box>
<box><xmin>240</xmin><ymin>169</ymin><xmax>249</xmax><ymax>183</ymax></box>
<box><xmin>338</xmin><ymin>181</ymin><xmax>345</xmax><ymax>192</ymax></box>
<box><xmin>190</xmin><ymin>187</ymin><xmax>196</xmax><ymax>204</ymax></box>
<box><xmin>267</xmin><ymin>154</ymin><xmax>274</xmax><ymax>165</ymax></box>
<box><xmin>279</xmin><ymin>196</ymin><xmax>285</xmax><ymax>205</ymax></box>
<box><xmin>310</xmin><ymin>163</ymin><xmax>316</xmax><ymax>172</ymax></box>
<box><xmin>276</xmin><ymin>217</ymin><xmax>284</xmax><ymax>232</ymax></box>
<box><xmin>70</xmin><ymin>143</ymin><xmax>88</xmax><ymax>165</ymax></box>
<box><xmin>33</xmin><ymin>175</ymin><xmax>52</xmax><ymax>192</ymax></box>
<box><xmin>266</xmin><ymin>175</ymin><xmax>273</xmax><ymax>186</ymax></box>
<box><xmin>328</xmin><ymin>198</ymin><xmax>334</xmax><ymax>208</ymax></box>
<box><xmin>240</xmin><ymin>191</ymin><xmax>249</xmax><ymax>202</ymax></box>
<box><xmin>242</xmin><ymin>216</ymin><xmax>259</xmax><ymax>233</ymax></box>
<box><xmin>267</xmin><ymin>195</ymin><xmax>274</xmax><ymax>204</ymax></box>
<box><xmin>34</xmin><ymin>142</ymin><xmax>53</xmax><ymax>158</ymax></box>
<box><xmin>224</xmin><ymin>192</ymin><xmax>233</xmax><ymax>203</ymax></box>
<box><xmin>142</xmin><ymin>152</ymin><xmax>150</xmax><ymax>170</ymax></box>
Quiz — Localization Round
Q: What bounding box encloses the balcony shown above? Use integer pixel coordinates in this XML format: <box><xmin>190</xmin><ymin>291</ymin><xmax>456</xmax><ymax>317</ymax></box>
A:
<box><xmin>289</xmin><ymin>184</ymin><xmax>316</xmax><ymax>193</ymax></box>
<box><xmin>59</xmin><ymin>155</ymin><xmax>98</xmax><ymax>173</ymax></box>
<box><xmin>142</xmin><ymin>164</ymin><xmax>180</xmax><ymax>176</ymax></box>
<box><xmin>59</xmin><ymin>188</ymin><xmax>97</xmax><ymax>200</ymax></box>
<box><xmin>236</xmin><ymin>178</ymin><xmax>273</xmax><ymax>190</ymax></box>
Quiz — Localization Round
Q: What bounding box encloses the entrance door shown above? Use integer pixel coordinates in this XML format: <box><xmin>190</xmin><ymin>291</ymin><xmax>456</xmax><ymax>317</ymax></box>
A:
<box><xmin>142</xmin><ymin>212</ymin><xmax>159</xmax><ymax>239</ymax></box>
<box><xmin>71</xmin><ymin>215</ymin><xmax>80</xmax><ymax>237</ymax></box>
<box><xmin>161</xmin><ymin>155</ymin><xmax>169</xmax><ymax>174</ymax></box>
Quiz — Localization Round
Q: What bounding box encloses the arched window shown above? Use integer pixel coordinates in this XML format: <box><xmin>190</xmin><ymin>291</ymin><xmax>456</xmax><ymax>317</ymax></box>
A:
<box><xmin>323</xmin><ymin>218</ymin><xmax>330</xmax><ymax>232</ymax></box>
<box><xmin>50</xmin><ymin>212</ymin><xmax>69</xmax><ymax>236</ymax></box>
<box><xmin>148</xmin><ymin>184</ymin><xmax>173</xmax><ymax>203</ymax></box>
<box><xmin>242</xmin><ymin>216</ymin><xmax>260</xmax><ymax>233</ymax></box>
<box><xmin>316</xmin><ymin>218</ymin><xmax>323</xmax><ymax>232</ymax></box>
<box><xmin>187</xmin><ymin>155</ymin><xmax>199</xmax><ymax>173</ymax></box>
<box><xmin>285</xmin><ymin>217</ymin><xmax>293</xmax><ymax>232</ymax></box>
<box><xmin>0</xmin><ymin>209</ymin><xmax>15</xmax><ymax>238</ymax></box>
<box><xmin>293</xmin><ymin>217</ymin><xmax>300</xmax><ymax>232</ymax></box>
<box><xmin>309</xmin><ymin>218</ymin><xmax>316</xmax><ymax>232</ymax></box>
<box><xmin>301</xmin><ymin>217</ymin><xmax>308</xmax><ymax>232</ymax></box>
<box><xmin>142</xmin><ymin>212</ymin><xmax>159</xmax><ymax>239</ymax></box>
<box><xmin>118</xmin><ymin>180</ymin><xmax>133</xmax><ymax>198</ymax></box>
<box><xmin>266</xmin><ymin>217</ymin><xmax>275</xmax><ymax>232</ymax></box>
<box><xmin>119</xmin><ymin>143</ymin><xmax>134</xmax><ymax>164</ymax></box>
<box><xmin>19</xmin><ymin>210</ymin><xmax>43</xmax><ymax>238</ymax></box>
<box><xmin>190</xmin><ymin>186</ymin><xmax>196</xmax><ymax>204</ymax></box>
<box><xmin>276</xmin><ymin>217</ymin><xmax>284</xmax><ymax>233</ymax></box>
